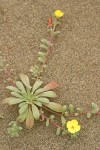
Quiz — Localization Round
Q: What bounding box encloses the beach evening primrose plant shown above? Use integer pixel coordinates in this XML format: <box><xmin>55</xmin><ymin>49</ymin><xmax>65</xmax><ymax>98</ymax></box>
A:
<box><xmin>1</xmin><ymin>10</ymin><xmax>100</xmax><ymax>138</ymax></box>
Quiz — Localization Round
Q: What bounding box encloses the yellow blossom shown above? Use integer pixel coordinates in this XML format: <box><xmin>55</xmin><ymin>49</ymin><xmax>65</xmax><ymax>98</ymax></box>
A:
<box><xmin>54</xmin><ymin>10</ymin><xmax>64</xmax><ymax>18</ymax></box>
<box><xmin>66</xmin><ymin>120</ymin><xmax>81</xmax><ymax>134</ymax></box>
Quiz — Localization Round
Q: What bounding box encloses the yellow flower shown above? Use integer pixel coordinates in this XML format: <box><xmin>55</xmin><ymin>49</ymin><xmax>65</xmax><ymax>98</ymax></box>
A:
<box><xmin>54</xmin><ymin>10</ymin><xmax>64</xmax><ymax>18</ymax></box>
<box><xmin>66</xmin><ymin>120</ymin><xmax>81</xmax><ymax>134</ymax></box>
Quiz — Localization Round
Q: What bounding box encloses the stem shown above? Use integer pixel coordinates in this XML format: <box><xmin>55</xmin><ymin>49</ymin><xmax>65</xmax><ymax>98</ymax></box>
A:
<box><xmin>40</xmin><ymin>110</ymin><xmax>64</xmax><ymax>130</ymax></box>
<box><xmin>43</xmin><ymin>105</ymin><xmax>62</xmax><ymax>117</ymax></box>
<box><xmin>37</xmin><ymin>24</ymin><xmax>56</xmax><ymax>79</ymax></box>
<box><xmin>43</xmin><ymin>105</ymin><xmax>100</xmax><ymax>118</ymax></box>
<box><xmin>4</xmin><ymin>68</ymin><xmax>14</xmax><ymax>83</ymax></box>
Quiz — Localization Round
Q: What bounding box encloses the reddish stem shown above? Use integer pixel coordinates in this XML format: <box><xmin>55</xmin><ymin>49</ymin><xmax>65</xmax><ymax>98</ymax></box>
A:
<box><xmin>37</xmin><ymin>24</ymin><xmax>56</xmax><ymax>79</ymax></box>
<box><xmin>4</xmin><ymin>68</ymin><xmax>14</xmax><ymax>82</ymax></box>
<box><xmin>43</xmin><ymin>105</ymin><xmax>100</xmax><ymax>118</ymax></box>
<box><xmin>40</xmin><ymin>110</ymin><xmax>64</xmax><ymax>130</ymax></box>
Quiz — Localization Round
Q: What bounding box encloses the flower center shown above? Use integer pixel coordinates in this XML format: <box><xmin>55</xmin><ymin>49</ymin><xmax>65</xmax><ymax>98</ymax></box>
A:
<box><xmin>71</xmin><ymin>126</ymin><xmax>75</xmax><ymax>130</ymax></box>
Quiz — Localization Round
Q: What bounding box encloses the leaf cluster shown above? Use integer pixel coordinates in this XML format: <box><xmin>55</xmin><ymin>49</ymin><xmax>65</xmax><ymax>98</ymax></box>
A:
<box><xmin>87</xmin><ymin>102</ymin><xmax>99</xmax><ymax>118</ymax></box>
<box><xmin>7</xmin><ymin>121</ymin><xmax>23</xmax><ymax>137</ymax></box>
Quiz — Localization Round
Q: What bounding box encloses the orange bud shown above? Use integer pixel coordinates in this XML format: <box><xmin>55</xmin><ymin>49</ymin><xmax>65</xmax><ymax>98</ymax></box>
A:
<box><xmin>48</xmin><ymin>18</ymin><xmax>52</xmax><ymax>27</ymax></box>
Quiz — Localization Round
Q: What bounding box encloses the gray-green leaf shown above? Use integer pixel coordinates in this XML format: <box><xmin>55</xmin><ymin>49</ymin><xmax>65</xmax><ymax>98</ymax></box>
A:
<box><xmin>40</xmin><ymin>44</ymin><xmax>48</xmax><ymax>50</ymax></box>
<box><xmin>69</xmin><ymin>104</ymin><xmax>74</xmax><ymax>113</ymax></box>
<box><xmin>87</xmin><ymin>112</ymin><xmax>92</xmax><ymax>118</ymax></box>
<box><xmin>3</xmin><ymin>98</ymin><xmax>24</xmax><ymax>105</ymax></box>
<box><xmin>32</xmin><ymin>104</ymin><xmax>40</xmax><ymax>120</ymax></box>
<box><xmin>19</xmin><ymin>74</ymin><xmax>31</xmax><ymax>89</ymax></box>
<box><xmin>61</xmin><ymin>116</ymin><xmax>66</xmax><ymax>126</ymax></box>
<box><xmin>38</xmin><ymin>91</ymin><xmax>57</xmax><ymax>98</ymax></box>
<box><xmin>46</xmin><ymin>119</ymin><xmax>49</xmax><ymax>127</ymax></box>
<box><xmin>11</xmin><ymin>92</ymin><xmax>22</xmax><ymax>98</ymax></box>
<box><xmin>33</xmin><ymin>101</ymin><xmax>42</xmax><ymax>107</ymax></box>
<box><xmin>32</xmin><ymin>80</ymin><xmax>43</xmax><ymax>94</ymax></box>
<box><xmin>56</xmin><ymin>128</ymin><xmax>61</xmax><ymax>136</ymax></box>
<box><xmin>37</xmin><ymin>98</ymin><xmax>49</xmax><ymax>104</ymax></box>
<box><xmin>44</xmin><ymin>102</ymin><xmax>63</xmax><ymax>112</ymax></box>
<box><xmin>6</xmin><ymin>86</ymin><xmax>20</xmax><ymax>93</ymax></box>
<box><xmin>19</xmin><ymin>104</ymin><xmax>28</xmax><ymax>114</ymax></box>
<box><xmin>16</xmin><ymin>81</ymin><xmax>26</xmax><ymax>93</ymax></box>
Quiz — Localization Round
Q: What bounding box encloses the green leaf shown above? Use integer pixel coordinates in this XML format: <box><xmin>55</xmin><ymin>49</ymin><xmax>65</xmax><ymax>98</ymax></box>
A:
<box><xmin>19</xmin><ymin>102</ymin><xmax>26</xmax><ymax>108</ymax></box>
<box><xmin>53</xmin><ymin>20</ymin><xmax>60</xmax><ymax>25</ymax></box>
<box><xmin>69</xmin><ymin>104</ymin><xmax>74</xmax><ymax>113</ymax></box>
<box><xmin>46</xmin><ymin>119</ymin><xmax>49</xmax><ymax>127</ymax></box>
<box><xmin>38</xmin><ymin>91</ymin><xmax>57</xmax><ymax>98</ymax></box>
<box><xmin>32</xmin><ymin>104</ymin><xmax>40</xmax><ymax>120</ymax></box>
<box><xmin>64</xmin><ymin>111</ymin><xmax>69</xmax><ymax>117</ymax></box>
<box><xmin>71</xmin><ymin>133</ymin><xmax>78</xmax><ymax>139</ymax></box>
<box><xmin>38</xmin><ymin>52</ymin><xmax>46</xmax><ymax>57</ymax></box>
<box><xmin>19</xmin><ymin>104</ymin><xmax>28</xmax><ymax>114</ymax></box>
<box><xmin>38</xmin><ymin>57</ymin><xmax>44</xmax><ymax>63</ymax></box>
<box><xmin>17</xmin><ymin>126</ymin><xmax>23</xmax><ymax>131</ymax></box>
<box><xmin>6</xmin><ymin>86</ymin><xmax>20</xmax><ymax>93</ymax></box>
<box><xmin>91</xmin><ymin>102</ymin><xmax>99</xmax><ymax>114</ymax></box>
<box><xmin>41</xmin><ymin>39</ymin><xmax>52</xmax><ymax>47</ymax></box>
<box><xmin>53</xmin><ymin>31</ymin><xmax>60</xmax><ymax>36</ymax></box>
<box><xmin>75</xmin><ymin>113</ymin><xmax>79</xmax><ymax>116</ymax></box>
<box><xmin>17</xmin><ymin>110</ymin><xmax>28</xmax><ymax>122</ymax></box>
<box><xmin>34</xmin><ymin>88</ymin><xmax>44</xmax><ymax>95</ymax></box>
<box><xmin>76</xmin><ymin>107</ymin><xmax>83</xmax><ymax>113</ymax></box>
<box><xmin>49</xmin><ymin>115</ymin><xmax>55</xmax><ymax>121</ymax></box>
<box><xmin>87</xmin><ymin>112</ymin><xmax>92</xmax><ymax>118</ymax></box>
<box><xmin>11</xmin><ymin>92</ymin><xmax>22</xmax><ymax>98</ymax></box>
<box><xmin>61</xmin><ymin>116</ymin><xmax>66</xmax><ymax>126</ymax></box>
<box><xmin>40</xmin><ymin>44</ymin><xmax>48</xmax><ymax>50</ymax></box>
<box><xmin>37</xmin><ymin>98</ymin><xmax>49</xmax><ymax>104</ymax></box>
<box><xmin>8</xmin><ymin>121</ymin><xmax>16</xmax><ymax>126</ymax></box>
<box><xmin>56</xmin><ymin>128</ymin><xmax>61</xmax><ymax>136</ymax></box>
<box><xmin>32</xmin><ymin>80</ymin><xmax>43</xmax><ymax>94</ymax></box>
<box><xmin>44</xmin><ymin>102</ymin><xmax>63</xmax><ymax>112</ymax></box>
<box><xmin>3</xmin><ymin>98</ymin><xmax>24</xmax><ymax>105</ymax></box>
<box><xmin>30</xmin><ymin>65</ymin><xmax>40</xmax><ymax>77</ymax></box>
<box><xmin>91</xmin><ymin>102</ymin><xmax>97</xmax><ymax>109</ymax></box>
<box><xmin>62</xmin><ymin>105</ymin><xmax>67</xmax><ymax>113</ymax></box>
<box><xmin>19</xmin><ymin>74</ymin><xmax>31</xmax><ymax>89</ymax></box>
<box><xmin>16</xmin><ymin>81</ymin><xmax>26</xmax><ymax>93</ymax></box>
<box><xmin>33</xmin><ymin>101</ymin><xmax>42</xmax><ymax>107</ymax></box>
<box><xmin>7</xmin><ymin>121</ymin><xmax>23</xmax><ymax>137</ymax></box>
<box><xmin>62</xmin><ymin>130</ymin><xmax>68</xmax><ymax>135</ymax></box>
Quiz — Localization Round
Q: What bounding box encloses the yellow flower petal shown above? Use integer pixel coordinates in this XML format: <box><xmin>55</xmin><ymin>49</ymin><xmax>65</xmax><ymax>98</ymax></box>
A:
<box><xmin>54</xmin><ymin>10</ymin><xmax>64</xmax><ymax>18</ymax></box>
<box><xmin>71</xmin><ymin>120</ymin><xmax>78</xmax><ymax>126</ymax></box>
<box><xmin>66</xmin><ymin>121</ymin><xmax>71</xmax><ymax>128</ymax></box>
<box><xmin>75</xmin><ymin>125</ymin><xmax>81</xmax><ymax>132</ymax></box>
<box><xmin>66</xmin><ymin>120</ymin><xmax>80</xmax><ymax>134</ymax></box>
<box><xmin>68</xmin><ymin>127</ymin><xmax>76</xmax><ymax>134</ymax></box>
<box><xmin>60</xmin><ymin>12</ymin><xmax>64</xmax><ymax>17</ymax></box>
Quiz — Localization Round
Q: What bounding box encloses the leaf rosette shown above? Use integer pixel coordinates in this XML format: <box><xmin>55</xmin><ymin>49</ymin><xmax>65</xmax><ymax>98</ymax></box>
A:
<box><xmin>3</xmin><ymin>74</ymin><xmax>63</xmax><ymax>128</ymax></box>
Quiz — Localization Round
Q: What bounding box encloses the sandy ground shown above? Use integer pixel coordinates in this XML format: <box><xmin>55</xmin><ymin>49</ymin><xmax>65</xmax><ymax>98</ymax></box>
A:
<box><xmin>0</xmin><ymin>0</ymin><xmax>100</xmax><ymax>150</ymax></box>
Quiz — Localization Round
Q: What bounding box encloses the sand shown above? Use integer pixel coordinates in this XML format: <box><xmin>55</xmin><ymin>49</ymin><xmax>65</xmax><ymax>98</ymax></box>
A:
<box><xmin>0</xmin><ymin>0</ymin><xmax>100</xmax><ymax>150</ymax></box>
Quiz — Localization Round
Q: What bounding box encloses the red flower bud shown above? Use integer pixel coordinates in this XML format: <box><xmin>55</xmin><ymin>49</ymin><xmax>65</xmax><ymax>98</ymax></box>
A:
<box><xmin>48</xmin><ymin>18</ymin><xmax>52</xmax><ymax>27</ymax></box>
